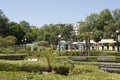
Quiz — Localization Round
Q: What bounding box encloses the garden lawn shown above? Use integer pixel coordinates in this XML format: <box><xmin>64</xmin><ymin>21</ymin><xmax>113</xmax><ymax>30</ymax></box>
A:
<box><xmin>0</xmin><ymin>71</ymin><xmax>120</xmax><ymax>80</ymax></box>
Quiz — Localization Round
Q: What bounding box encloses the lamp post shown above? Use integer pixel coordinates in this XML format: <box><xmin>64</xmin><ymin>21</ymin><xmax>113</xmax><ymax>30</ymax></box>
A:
<box><xmin>21</xmin><ymin>40</ymin><xmax>23</xmax><ymax>50</ymax></box>
<box><xmin>58</xmin><ymin>35</ymin><xmax>61</xmax><ymax>53</ymax></box>
<box><xmin>100</xmin><ymin>36</ymin><xmax>104</xmax><ymax>50</ymax></box>
<box><xmin>116</xmin><ymin>30</ymin><xmax>119</xmax><ymax>51</ymax></box>
<box><xmin>24</xmin><ymin>38</ymin><xmax>27</xmax><ymax>50</ymax></box>
<box><xmin>111</xmin><ymin>34</ymin><xmax>115</xmax><ymax>50</ymax></box>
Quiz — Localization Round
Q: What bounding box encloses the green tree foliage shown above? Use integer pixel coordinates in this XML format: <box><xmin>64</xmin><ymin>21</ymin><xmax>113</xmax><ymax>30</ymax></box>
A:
<box><xmin>112</xmin><ymin>9</ymin><xmax>120</xmax><ymax>21</ymax></box>
<box><xmin>79</xmin><ymin>8</ymin><xmax>120</xmax><ymax>41</ymax></box>
<box><xmin>37</xmin><ymin>41</ymin><xmax>49</xmax><ymax>47</ymax></box>
<box><xmin>8</xmin><ymin>22</ymin><xmax>26</xmax><ymax>44</ymax></box>
<box><xmin>0</xmin><ymin>10</ymin><xmax>9</xmax><ymax>37</ymax></box>
<box><xmin>20</xmin><ymin>20</ymin><xmax>30</xmax><ymax>30</ymax></box>
<box><xmin>24</xmin><ymin>28</ymin><xmax>38</xmax><ymax>43</ymax></box>
<box><xmin>0</xmin><ymin>35</ymin><xmax>16</xmax><ymax>48</ymax></box>
<box><xmin>79</xmin><ymin>22</ymin><xmax>91</xmax><ymax>33</ymax></box>
<box><xmin>37</xmin><ymin>24</ymin><xmax>74</xmax><ymax>45</ymax></box>
<box><xmin>61</xmin><ymin>24</ymin><xmax>73</xmax><ymax>41</ymax></box>
<box><xmin>40</xmin><ymin>47</ymin><xmax>57</xmax><ymax>72</ymax></box>
<box><xmin>81</xmin><ymin>32</ymin><xmax>92</xmax><ymax>56</ymax></box>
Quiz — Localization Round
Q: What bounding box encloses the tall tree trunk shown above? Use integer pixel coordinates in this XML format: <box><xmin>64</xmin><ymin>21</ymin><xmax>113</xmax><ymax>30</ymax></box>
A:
<box><xmin>85</xmin><ymin>39</ymin><xmax>90</xmax><ymax>56</ymax></box>
<box><xmin>88</xmin><ymin>39</ymin><xmax>90</xmax><ymax>56</ymax></box>
<box><xmin>85</xmin><ymin>39</ymin><xmax>88</xmax><ymax>56</ymax></box>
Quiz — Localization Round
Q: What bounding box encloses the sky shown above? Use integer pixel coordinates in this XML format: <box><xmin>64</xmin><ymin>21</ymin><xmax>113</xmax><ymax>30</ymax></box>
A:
<box><xmin>0</xmin><ymin>0</ymin><xmax>120</xmax><ymax>27</ymax></box>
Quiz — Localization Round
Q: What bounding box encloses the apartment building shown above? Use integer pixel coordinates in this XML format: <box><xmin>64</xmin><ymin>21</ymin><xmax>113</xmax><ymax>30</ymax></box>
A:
<box><xmin>72</xmin><ymin>23</ymin><xmax>80</xmax><ymax>35</ymax></box>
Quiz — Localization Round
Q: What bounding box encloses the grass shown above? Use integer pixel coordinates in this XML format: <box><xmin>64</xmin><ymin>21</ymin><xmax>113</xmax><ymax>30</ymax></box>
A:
<box><xmin>0</xmin><ymin>71</ymin><xmax>33</xmax><ymax>80</ymax></box>
<box><xmin>0</xmin><ymin>71</ymin><xmax>120</xmax><ymax>80</ymax></box>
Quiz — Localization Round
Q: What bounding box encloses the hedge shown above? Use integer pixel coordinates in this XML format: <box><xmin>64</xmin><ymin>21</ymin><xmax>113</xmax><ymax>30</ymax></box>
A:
<box><xmin>0</xmin><ymin>60</ymin><xmax>71</xmax><ymax>75</ymax></box>
<box><xmin>0</xmin><ymin>54</ymin><xmax>27</xmax><ymax>60</ymax></box>
<box><xmin>60</xmin><ymin>50</ymin><xmax>120</xmax><ymax>56</ymax></box>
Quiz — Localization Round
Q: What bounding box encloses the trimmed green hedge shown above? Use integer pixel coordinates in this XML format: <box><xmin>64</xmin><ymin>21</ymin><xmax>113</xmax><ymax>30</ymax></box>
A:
<box><xmin>0</xmin><ymin>60</ymin><xmax>70</xmax><ymax>75</ymax></box>
<box><xmin>90</xmin><ymin>50</ymin><xmax>120</xmax><ymax>56</ymax></box>
<box><xmin>0</xmin><ymin>54</ymin><xmax>27</xmax><ymax>60</ymax></box>
<box><xmin>60</xmin><ymin>50</ymin><xmax>86</xmax><ymax>56</ymax></box>
<box><xmin>60</xmin><ymin>50</ymin><xmax>120</xmax><ymax>56</ymax></box>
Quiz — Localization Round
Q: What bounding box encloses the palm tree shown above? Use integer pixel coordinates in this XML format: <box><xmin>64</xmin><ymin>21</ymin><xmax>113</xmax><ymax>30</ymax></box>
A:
<box><xmin>41</xmin><ymin>47</ymin><xmax>57</xmax><ymax>72</ymax></box>
<box><xmin>81</xmin><ymin>32</ymin><xmax>93</xmax><ymax>56</ymax></box>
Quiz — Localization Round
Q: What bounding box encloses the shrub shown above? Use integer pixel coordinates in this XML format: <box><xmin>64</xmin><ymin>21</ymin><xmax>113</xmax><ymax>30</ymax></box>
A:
<box><xmin>90</xmin><ymin>50</ymin><xmax>120</xmax><ymax>56</ymax></box>
<box><xmin>0</xmin><ymin>54</ymin><xmax>27</xmax><ymax>60</ymax></box>
<box><xmin>33</xmin><ymin>46</ymin><xmax>38</xmax><ymax>51</ymax></box>
<box><xmin>0</xmin><ymin>60</ymin><xmax>72</xmax><ymax>75</ymax></box>
<box><xmin>59</xmin><ymin>50</ymin><xmax>88</xmax><ymax>56</ymax></box>
<box><xmin>54</xmin><ymin>65</ymin><xmax>70</xmax><ymax>75</ymax></box>
<box><xmin>69</xmin><ymin>65</ymin><xmax>97</xmax><ymax>75</ymax></box>
<box><xmin>86</xmin><ymin>56</ymin><xmax>97</xmax><ymax>62</ymax></box>
<box><xmin>0</xmin><ymin>61</ymin><xmax>19</xmax><ymax>71</ymax></box>
<box><xmin>37</xmin><ymin>41</ymin><xmax>49</xmax><ymax>47</ymax></box>
<box><xmin>19</xmin><ymin>62</ymin><xmax>47</xmax><ymax>73</ymax></box>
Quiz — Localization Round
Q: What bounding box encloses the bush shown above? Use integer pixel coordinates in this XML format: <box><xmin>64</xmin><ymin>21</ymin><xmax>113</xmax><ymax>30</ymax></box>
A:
<box><xmin>19</xmin><ymin>62</ymin><xmax>47</xmax><ymax>73</ymax></box>
<box><xmin>54</xmin><ymin>65</ymin><xmax>70</xmax><ymax>75</ymax></box>
<box><xmin>0</xmin><ymin>54</ymin><xmax>27</xmax><ymax>60</ymax></box>
<box><xmin>33</xmin><ymin>46</ymin><xmax>38</xmax><ymax>51</ymax></box>
<box><xmin>90</xmin><ymin>50</ymin><xmax>120</xmax><ymax>56</ymax></box>
<box><xmin>69</xmin><ymin>65</ymin><xmax>97</xmax><ymax>75</ymax></box>
<box><xmin>86</xmin><ymin>56</ymin><xmax>97</xmax><ymax>62</ymax></box>
<box><xmin>0</xmin><ymin>60</ymin><xmax>72</xmax><ymax>75</ymax></box>
<box><xmin>60</xmin><ymin>50</ymin><xmax>82</xmax><ymax>56</ymax></box>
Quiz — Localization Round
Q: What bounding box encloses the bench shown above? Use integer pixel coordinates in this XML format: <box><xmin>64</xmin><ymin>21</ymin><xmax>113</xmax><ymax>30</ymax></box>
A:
<box><xmin>99</xmin><ymin>63</ymin><xmax>120</xmax><ymax>73</ymax></box>
<box><xmin>97</xmin><ymin>57</ymin><xmax>116</xmax><ymax>62</ymax></box>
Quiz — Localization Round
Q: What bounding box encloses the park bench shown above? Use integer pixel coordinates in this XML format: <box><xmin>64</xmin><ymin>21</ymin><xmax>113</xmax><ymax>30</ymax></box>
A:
<box><xmin>97</xmin><ymin>57</ymin><xmax>116</xmax><ymax>62</ymax></box>
<box><xmin>99</xmin><ymin>63</ymin><xmax>120</xmax><ymax>73</ymax></box>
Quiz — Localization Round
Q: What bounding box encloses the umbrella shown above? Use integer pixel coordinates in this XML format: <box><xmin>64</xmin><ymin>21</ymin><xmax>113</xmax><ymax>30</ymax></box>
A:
<box><xmin>99</xmin><ymin>39</ymin><xmax>116</xmax><ymax>43</ymax></box>
<box><xmin>73</xmin><ymin>42</ymin><xmax>78</xmax><ymax>44</ymax></box>
<box><xmin>80</xmin><ymin>40</ymin><xmax>96</xmax><ymax>44</ymax></box>
<box><xmin>60</xmin><ymin>40</ymin><xmax>67</xmax><ymax>44</ymax></box>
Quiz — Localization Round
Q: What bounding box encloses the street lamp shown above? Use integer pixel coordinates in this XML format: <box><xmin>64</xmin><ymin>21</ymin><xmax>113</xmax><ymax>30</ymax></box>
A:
<box><xmin>100</xmin><ymin>36</ymin><xmax>104</xmax><ymax>50</ymax></box>
<box><xmin>116</xmin><ymin>30</ymin><xmax>119</xmax><ymax>51</ymax></box>
<box><xmin>24</xmin><ymin>38</ymin><xmax>27</xmax><ymax>50</ymax></box>
<box><xmin>111</xmin><ymin>34</ymin><xmax>115</xmax><ymax>50</ymax></box>
<box><xmin>58</xmin><ymin>35</ymin><xmax>61</xmax><ymax>53</ymax></box>
<box><xmin>21</xmin><ymin>40</ymin><xmax>24</xmax><ymax>50</ymax></box>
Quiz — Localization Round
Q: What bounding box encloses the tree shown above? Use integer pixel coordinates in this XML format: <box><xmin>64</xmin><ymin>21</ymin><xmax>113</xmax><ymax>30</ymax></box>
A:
<box><xmin>20</xmin><ymin>20</ymin><xmax>30</xmax><ymax>31</ymax></box>
<box><xmin>81</xmin><ymin>32</ymin><xmax>92</xmax><ymax>56</ymax></box>
<box><xmin>79</xmin><ymin>22</ymin><xmax>91</xmax><ymax>34</ymax></box>
<box><xmin>62</xmin><ymin>24</ymin><xmax>73</xmax><ymax>41</ymax></box>
<box><xmin>0</xmin><ymin>10</ymin><xmax>9</xmax><ymax>37</ymax></box>
<box><xmin>112</xmin><ymin>9</ymin><xmax>120</xmax><ymax>21</ymax></box>
<box><xmin>41</xmin><ymin>47</ymin><xmax>57</xmax><ymax>72</ymax></box>
<box><xmin>86</xmin><ymin>13</ymin><xmax>99</xmax><ymax>29</ymax></box>
<box><xmin>24</xmin><ymin>28</ymin><xmax>38</xmax><ymax>43</ymax></box>
<box><xmin>5</xmin><ymin>35</ymin><xmax>17</xmax><ymax>46</ymax></box>
<box><xmin>92</xmin><ymin>30</ymin><xmax>103</xmax><ymax>42</ymax></box>
<box><xmin>0</xmin><ymin>35</ymin><xmax>16</xmax><ymax>48</ymax></box>
<box><xmin>8</xmin><ymin>22</ymin><xmax>26</xmax><ymax>44</ymax></box>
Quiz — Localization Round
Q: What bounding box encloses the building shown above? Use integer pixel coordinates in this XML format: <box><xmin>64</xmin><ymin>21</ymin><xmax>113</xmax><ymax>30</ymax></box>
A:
<box><xmin>72</xmin><ymin>23</ymin><xmax>80</xmax><ymax>35</ymax></box>
<box><xmin>56</xmin><ymin>22</ymin><xmax>80</xmax><ymax>35</ymax></box>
